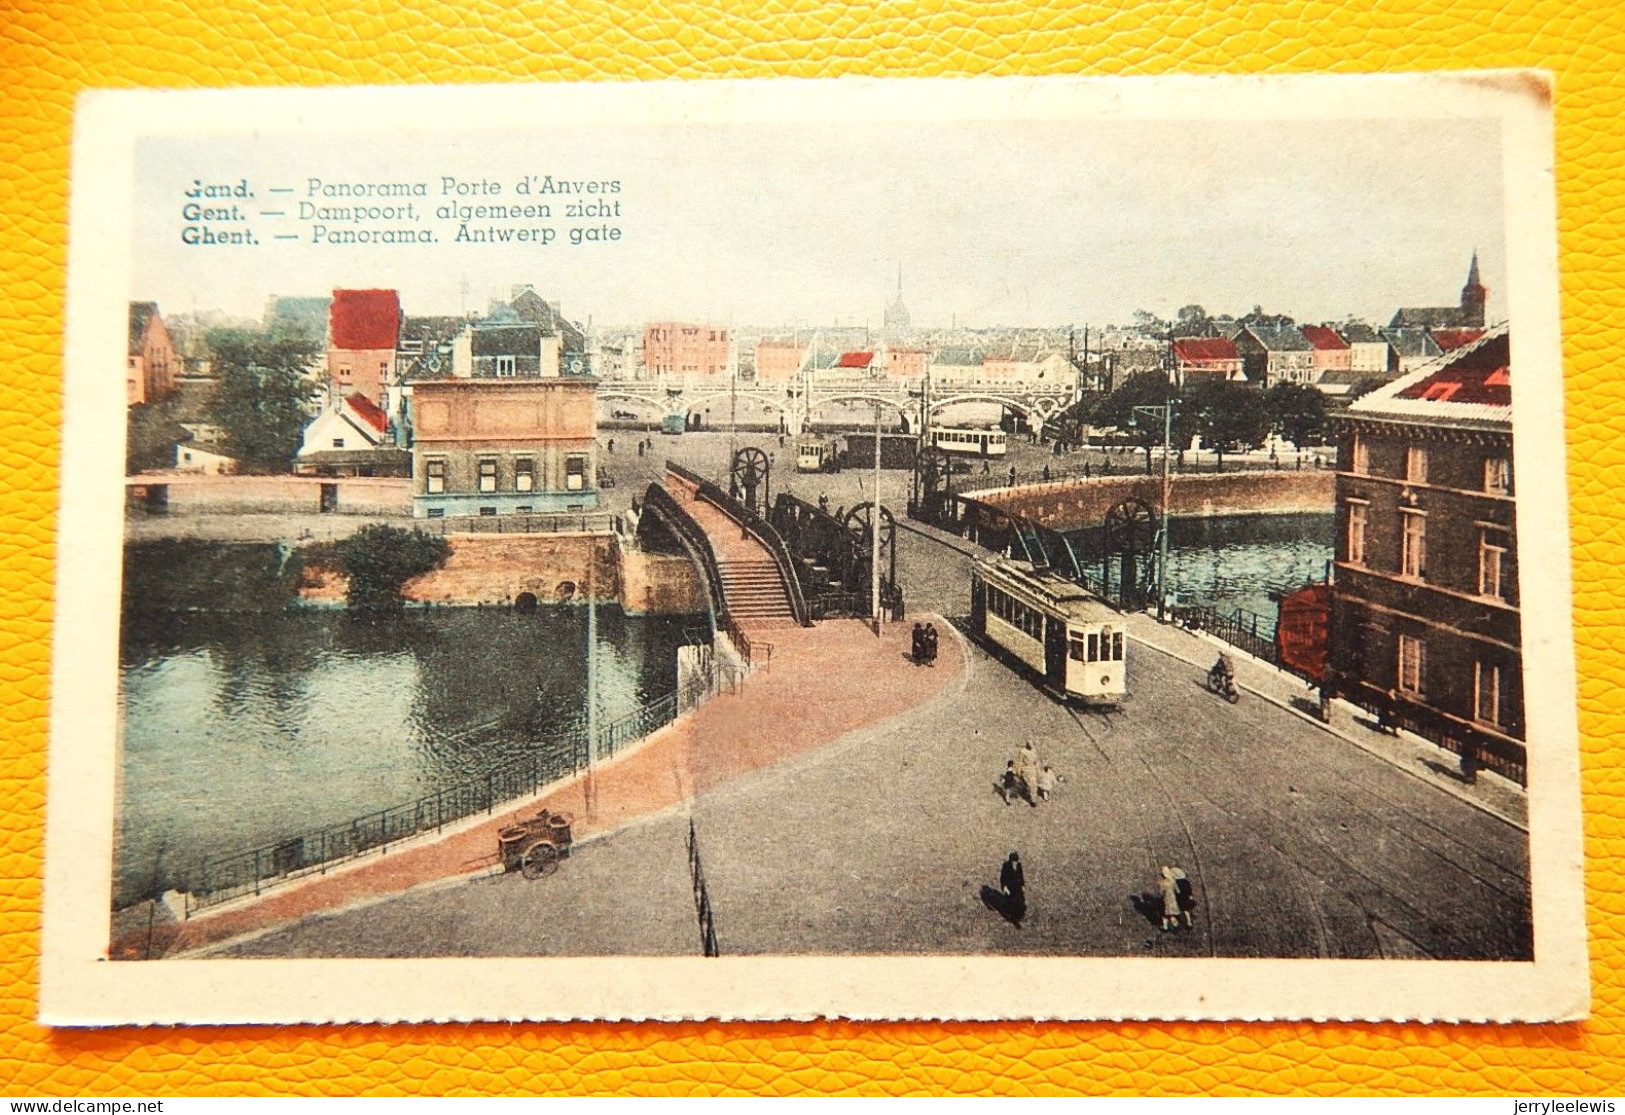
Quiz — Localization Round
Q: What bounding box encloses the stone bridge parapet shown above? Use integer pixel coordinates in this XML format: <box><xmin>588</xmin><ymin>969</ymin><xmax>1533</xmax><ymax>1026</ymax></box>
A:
<box><xmin>962</xmin><ymin>469</ymin><xmax>1336</xmax><ymax>533</ymax></box>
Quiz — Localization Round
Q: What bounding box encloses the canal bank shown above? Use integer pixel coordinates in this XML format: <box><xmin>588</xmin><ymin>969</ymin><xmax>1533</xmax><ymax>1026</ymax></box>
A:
<box><xmin>113</xmin><ymin>613</ymin><xmax>964</xmax><ymax>960</ymax></box>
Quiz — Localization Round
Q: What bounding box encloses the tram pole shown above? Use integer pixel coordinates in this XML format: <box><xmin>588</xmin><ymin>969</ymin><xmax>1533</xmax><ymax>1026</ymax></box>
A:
<box><xmin>871</xmin><ymin>401</ymin><xmax>883</xmax><ymax>636</ymax></box>
<box><xmin>1133</xmin><ymin>402</ymin><xmax>1174</xmax><ymax>622</ymax></box>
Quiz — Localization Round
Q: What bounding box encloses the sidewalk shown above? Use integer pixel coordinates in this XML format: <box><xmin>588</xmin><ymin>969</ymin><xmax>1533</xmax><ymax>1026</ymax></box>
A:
<box><xmin>1123</xmin><ymin>612</ymin><xmax>1528</xmax><ymax>830</ymax></box>
<box><xmin>131</xmin><ymin>612</ymin><xmax>963</xmax><ymax>959</ymax></box>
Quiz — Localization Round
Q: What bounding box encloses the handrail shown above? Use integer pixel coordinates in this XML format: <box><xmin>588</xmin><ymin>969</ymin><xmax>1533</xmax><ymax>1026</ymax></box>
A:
<box><xmin>639</xmin><ymin>482</ymin><xmax>729</xmax><ymax>641</ymax></box>
<box><xmin>665</xmin><ymin>461</ymin><xmax>811</xmax><ymax>626</ymax></box>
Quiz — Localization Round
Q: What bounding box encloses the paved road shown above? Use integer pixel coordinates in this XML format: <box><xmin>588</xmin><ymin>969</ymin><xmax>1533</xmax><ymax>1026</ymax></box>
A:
<box><xmin>206</xmin><ymin>435</ymin><xmax>1531</xmax><ymax>960</ymax></box>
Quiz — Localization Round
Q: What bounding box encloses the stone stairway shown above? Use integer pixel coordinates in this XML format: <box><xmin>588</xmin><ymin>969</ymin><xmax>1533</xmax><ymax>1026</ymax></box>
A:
<box><xmin>717</xmin><ymin>558</ymin><xmax>797</xmax><ymax>624</ymax></box>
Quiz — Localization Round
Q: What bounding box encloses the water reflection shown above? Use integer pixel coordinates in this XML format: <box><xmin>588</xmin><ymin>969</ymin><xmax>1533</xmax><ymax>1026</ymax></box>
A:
<box><xmin>116</xmin><ymin>604</ymin><xmax>697</xmax><ymax>908</ymax></box>
<box><xmin>1064</xmin><ymin>512</ymin><xmax>1333</xmax><ymax>619</ymax></box>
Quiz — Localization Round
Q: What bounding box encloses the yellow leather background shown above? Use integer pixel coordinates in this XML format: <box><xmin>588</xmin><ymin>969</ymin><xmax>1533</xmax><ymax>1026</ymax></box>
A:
<box><xmin>3</xmin><ymin>0</ymin><xmax>1620</xmax><ymax>1096</ymax></box>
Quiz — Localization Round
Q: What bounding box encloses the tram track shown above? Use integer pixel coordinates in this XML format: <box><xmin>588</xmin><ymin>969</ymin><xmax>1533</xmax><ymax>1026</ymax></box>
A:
<box><xmin>1127</xmin><ymin>670</ymin><xmax>1527</xmax><ymax>958</ymax></box>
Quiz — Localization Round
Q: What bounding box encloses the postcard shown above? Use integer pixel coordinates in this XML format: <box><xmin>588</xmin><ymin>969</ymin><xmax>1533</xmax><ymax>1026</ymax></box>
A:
<box><xmin>42</xmin><ymin>72</ymin><xmax>1586</xmax><ymax>1023</ymax></box>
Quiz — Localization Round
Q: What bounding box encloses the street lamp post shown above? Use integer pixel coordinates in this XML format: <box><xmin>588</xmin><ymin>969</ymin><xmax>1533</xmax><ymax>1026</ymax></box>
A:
<box><xmin>871</xmin><ymin>401</ymin><xmax>883</xmax><ymax>636</ymax></box>
<box><xmin>1133</xmin><ymin>403</ymin><xmax>1174</xmax><ymax>622</ymax></box>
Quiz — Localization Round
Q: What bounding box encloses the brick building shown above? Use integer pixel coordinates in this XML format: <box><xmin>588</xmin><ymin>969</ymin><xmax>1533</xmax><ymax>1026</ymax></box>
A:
<box><xmin>327</xmin><ymin>289</ymin><xmax>402</xmax><ymax>406</ymax></box>
<box><xmin>1326</xmin><ymin>327</ymin><xmax>1522</xmax><ymax>783</ymax></box>
<box><xmin>643</xmin><ymin>322</ymin><xmax>730</xmax><ymax>378</ymax></box>
<box><xmin>1171</xmin><ymin>337</ymin><xmax>1244</xmax><ymax>385</ymax></box>
<box><xmin>127</xmin><ymin>302</ymin><xmax>177</xmax><ymax>406</ymax></box>
<box><xmin>409</xmin><ymin>378</ymin><xmax>599</xmax><ymax>518</ymax></box>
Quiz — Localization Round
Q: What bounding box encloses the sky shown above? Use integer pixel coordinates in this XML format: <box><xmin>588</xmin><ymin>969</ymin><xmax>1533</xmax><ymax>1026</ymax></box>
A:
<box><xmin>134</xmin><ymin>116</ymin><xmax>1507</xmax><ymax>330</ymax></box>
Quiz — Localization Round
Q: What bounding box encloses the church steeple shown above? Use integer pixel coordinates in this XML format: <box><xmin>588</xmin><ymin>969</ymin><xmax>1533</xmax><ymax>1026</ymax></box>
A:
<box><xmin>1460</xmin><ymin>250</ymin><xmax>1487</xmax><ymax>326</ymax></box>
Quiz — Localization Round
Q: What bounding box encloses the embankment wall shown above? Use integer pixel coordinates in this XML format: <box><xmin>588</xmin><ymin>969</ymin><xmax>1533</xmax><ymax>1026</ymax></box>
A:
<box><xmin>962</xmin><ymin>470</ymin><xmax>1335</xmax><ymax>532</ymax></box>
<box><xmin>129</xmin><ymin>475</ymin><xmax>413</xmax><ymax>515</ymax></box>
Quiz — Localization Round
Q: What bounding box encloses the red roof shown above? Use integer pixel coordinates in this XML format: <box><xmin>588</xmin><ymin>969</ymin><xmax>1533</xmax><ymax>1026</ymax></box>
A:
<box><xmin>1430</xmin><ymin>328</ymin><xmax>1485</xmax><ymax>352</ymax></box>
<box><xmin>1397</xmin><ymin>331</ymin><xmax>1510</xmax><ymax>406</ymax></box>
<box><xmin>1300</xmin><ymin>325</ymin><xmax>1350</xmax><ymax>351</ymax></box>
<box><xmin>1172</xmin><ymin>338</ymin><xmax>1239</xmax><ymax>363</ymax></box>
<box><xmin>836</xmin><ymin>351</ymin><xmax>875</xmax><ymax>368</ymax></box>
<box><xmin>330</xmin><ymin>289</ymin><xmax>401</xmax><ymax>351</ymax></box>
<box><xmin>344</xmin><ymin>392</ymin><xmax>390</xmax><ymax>435</ymax></box>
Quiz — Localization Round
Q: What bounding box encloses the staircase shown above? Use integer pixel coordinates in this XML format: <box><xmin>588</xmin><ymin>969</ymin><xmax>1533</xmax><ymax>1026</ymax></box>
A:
<box><xmin>717</xmin><ymin>558</ymin><xmax>797</xmax><ymax>624</ymax></box>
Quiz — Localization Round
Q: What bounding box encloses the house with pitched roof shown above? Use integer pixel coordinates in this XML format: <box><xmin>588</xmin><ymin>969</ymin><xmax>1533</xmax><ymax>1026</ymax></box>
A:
<box><xmin>1380</xmin><ymin>326</ymin><xmax>1444</xmax><ymax>375</ymax></box>
<box><xmin>128</xmin><ymin>302</ymin><xmax>177</xmax><ymax>406</ymax></box>
<box><xmin>1232</xmin><ymin>322</ymin><xmax>1314</xmax><ymax>387</ymax></box>
<box><xmin>327</xmin><ymin>289</ymin><xmax>402</xmax><ymax>407</ymax></box>
<box><xmin>1171</xmin><ymin>337</ymin><xmax>1244</xmax><ymax>385</ymax></box>
<box><xmin>1301</xmin><ymin>325</ymin><xmax>1353</xmax><ymax>379</ymax></box>
<box><xmin>1339</xmin><ymin>322</ymin><xmax>1396</xmax><ymax>378</ymax></box>
<box><xmin>295</xmin><ymin>393</ymin><xmax>411</xmax><ymax>477</ymax></box>
<box><xmin>1327</xmin><ymin>327</ymin><xmax>1522</xmax><ymax>783</ymax></box>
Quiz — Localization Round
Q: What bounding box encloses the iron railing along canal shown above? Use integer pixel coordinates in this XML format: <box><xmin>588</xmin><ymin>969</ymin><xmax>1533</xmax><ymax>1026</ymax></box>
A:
<box><xmin>190</xmin><ymin>669</ymin><xmax>732</xmax><ymax>914</ymax></box>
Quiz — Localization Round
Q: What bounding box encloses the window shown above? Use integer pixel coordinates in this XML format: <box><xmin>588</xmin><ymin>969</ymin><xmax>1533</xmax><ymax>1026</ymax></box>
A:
<box><xmin>1070</xmin><ymin>638</ymin><xmax>1085</xmax><ymax>662</ymax></box>
<box><xmin>1480</xmin><ymin>533</ymin><xmax>1507</xmax><ymax>600</ymax></box>
<box><xmin>426</xmin><ymin>507</ymin><xmax>444</xmax><ymax>519</ymax></box>
<box><xmin>1406</xmin><ymin>444</ymin><xmax>1429</xmax><ymax>483</ymax></box>
<box><xmin>1475</xmin><ymin>661</ymin><xmax>1503</xmax><ymax>726</ymax></box>
<box><xmin>1087</xmin><ymin>632</ymin><xmax>1100</xmax><ymax>662</ymax></box>
<box><xmin>478</xmin><ymin>458</ymin><xmax>498</xmax><ymax>493</ymax></box>
<box><xmin>1485</xmin><ymin>456</ymin><xmax>1512</xmax><ymax>495</ymax></box>
<box><xmin>1349</xmin><ymin>434</ymin><xmax>1369</xmax><ymax>474</ymax></box>
<box><xmin>332</xmin><ymin>438</ymin><xmax>345</xmax><ymax>449</ymax></box>
<box><xmin>479</xmin><ymin>506</ymin><xmax>497</xmax><ymax>517</ymax></box>
<box><xmin>338</xmin><ymin>364</ymin><xmax>352</xmax><ymax>381</ymax></box>
<box><xmin>565</xmin><ymin>455</ymin><xmax>587</xmax><ymax>492</ymax></box>
<box><xmin>1347</xmin><ymin>501</ymin><xmax>1368</xmax><ymax>566</ymax></box>
<box><xmin>515</xmin><ymin>458</ymin><xmax>535</xmax><ymax>492</ymax></box>
<box><xmin>496</xmin><ymin>355</ymin><xmax>517</xmax><ymax>377</ymax></box>
<box><xmin>1398</xmin><ymin>634</ymin><xmax>1425</xmax><ymax>695</ymax></box>
<box><xmin>1400</xmin><ymin>509</ymin><xmax>1427</xmax><ymax>579</ymax></box>
<box><xmin>1113</xmin><ymin>630</ymin><xmax>1124</xmax><ymax>661</ymax></box>
<box><xmin>425</xmin><ymin>458</ymin><xmax>446</xmax><ymax>494</ymax></box>
<box><xmin>515</xmin><ymin>506</ymin><xmax>532</xmax><ymax>514</ymax></box>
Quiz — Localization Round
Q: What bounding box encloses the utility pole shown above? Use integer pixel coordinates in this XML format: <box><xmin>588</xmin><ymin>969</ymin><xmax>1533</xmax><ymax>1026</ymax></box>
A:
<box><xmin>1134</xmin><ymin>402</ymin><xmax>1175</xmax><ymax>622</ymax></box>
<box><xmin>871</xmin><ymin>402</ymin><xmax>883</xmax><ymax>636</ymax></box>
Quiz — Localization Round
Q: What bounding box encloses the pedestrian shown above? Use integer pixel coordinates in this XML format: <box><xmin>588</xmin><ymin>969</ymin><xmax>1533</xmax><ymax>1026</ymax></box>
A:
<box><xmin>1084</xmin><ymin>461</ymin><xmax>1092</xmax><ymax>480</ymax></box>
<box><xmin>608</xmin><ymin>437</ymin><xmax>615</xmax><ymax>453</ymax></box>
<box><xmin>1008</xmin><ymin>465</ymin><xmax>1017</xmax><ymax>487</ymax></box>
<box><xmin>1159</xmin><ymin>865</ymin><xmax>1183</xmax><ymax>931</ymax></box>
<box><xmin>1042</xmin><ymin>463</ymin><xmax>1051</xmax><ymax>482</ymax></box>
<box><xmin>1036</xmin><ymin>764</ymin><xmax>1057</xmax><ymax>802</ymax></box>
<box><xmin>911</xmin><ymin>621</ymin><xmax>925</xmax><ymax>665</ymax></box>
<box><xmin>923</xmin><ymin>622</ymin><xmax>939</xmax><ymax>665</ymax></box>
<box><xmin>637</xmin><ymin>441</ymin><xmax>645</xmax><ymax>457</ymax></box>
<box><xmin>997</xmin><ymin>760</ymin><xmax>1017</xmax><ymax>805</ymax></box>
<box><xmin>1000</xmin><ymin>852</ymin><xmax>1026</xmax><ymax>927</ymax></box>
<box><xmin>1013</xmin><ymin>741</ymin><xmax>1040</xmax><ymax>806</ymax></box>
<box><xmin>1172</xmin><ymin>866</ymin><xmax>1194</xmax><ymax>928</ymax></box>
<box><xmin>982</xmin><ymin>459</ymin><xmax>990</xmax><ymax>474</ymax></box>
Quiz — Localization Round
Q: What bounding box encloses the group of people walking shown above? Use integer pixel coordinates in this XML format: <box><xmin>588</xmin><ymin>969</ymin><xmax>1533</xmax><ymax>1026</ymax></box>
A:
<box><xmin>910</xmin><ymin>621</ymin><xmax>939</xmax><ymax>666</ymax></box>
<box><xmin>997</xmin><ymin>740</ymin><xmax>1058</xmax><ymax>807</ymax></box>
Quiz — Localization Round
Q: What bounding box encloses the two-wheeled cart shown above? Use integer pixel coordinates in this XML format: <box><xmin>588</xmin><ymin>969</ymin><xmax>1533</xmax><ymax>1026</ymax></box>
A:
<box><xmin>496</xmin><ymin>808</ymin><xmax>575</xmax><ymax>879</ymax></box>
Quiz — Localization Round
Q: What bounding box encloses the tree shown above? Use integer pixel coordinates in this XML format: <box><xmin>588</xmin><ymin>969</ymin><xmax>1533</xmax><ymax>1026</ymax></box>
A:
<box><xmin>334</xmin><ymin>525</ymin><xmax>452</xmax><ymax>611</ymax></box>
<box><xmin>1092</xmin><ymin>371</ymin><xmax>1176</xmax><ymax>474</ymax></box>
<box><xmin>1173</xmin><ymin>304</ymin><xmax>1213</xmax><ymax>338</ymax></box>
<box><xmin>1265</xmin><ymin>381</ymin><xmax>1329</xmax><ymax>448</ymax></box>
<box><xmin>1188</xmin><ymin>379</ymin><xmax>1270</xmax><ymax>472</ymax></box>
<box><xmin>208</xmin><ymin>325</ymin><xmax>322</xmax><ymax>472</ymax></box>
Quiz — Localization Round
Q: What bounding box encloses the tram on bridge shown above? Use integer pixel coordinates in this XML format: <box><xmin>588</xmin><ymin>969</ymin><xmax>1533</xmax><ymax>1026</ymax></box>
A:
<box><xmin>970</xmin><ymin>556</ymin><xmax>1127</xmax><ymax>707</ymax></box>
<box><xmin>928</xmin><ymin>426</ymin><xmax>1008</xmax><ymax>458</ymax></box>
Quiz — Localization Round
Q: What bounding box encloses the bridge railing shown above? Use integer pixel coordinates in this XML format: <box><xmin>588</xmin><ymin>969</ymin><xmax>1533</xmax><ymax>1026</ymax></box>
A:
<box><xmin>665</xmin><ymin>461</ymin><xmax>811</xmax><ymax>627</ymax></box>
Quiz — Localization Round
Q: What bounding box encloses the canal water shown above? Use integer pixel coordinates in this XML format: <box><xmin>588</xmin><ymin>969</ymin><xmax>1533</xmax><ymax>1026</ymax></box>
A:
<box><xmin>1064</xmin><ymin>511</ymin><xmax>1334</xmax><ymax>621</ymax></box>
<box><xmin>116</xmin><ymin>545</ymin><xmax>699</xmax><ymax>909</ymax></box>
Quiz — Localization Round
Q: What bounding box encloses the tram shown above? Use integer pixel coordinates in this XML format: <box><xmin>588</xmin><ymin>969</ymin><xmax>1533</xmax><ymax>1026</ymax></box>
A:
<box><xmin>969</xmin><ymin>556</ymin><xmax>1128</xmax><ymax>707</ymax></box>
<box><xmin>928</xmin><ymin>426</ymin><xmax>1008</xmax><ymax>458</ymax></box>
<box><xmin>796</xmin><ymin>435</ymin><xmax>843</xmax><ymax>473</ymax></box>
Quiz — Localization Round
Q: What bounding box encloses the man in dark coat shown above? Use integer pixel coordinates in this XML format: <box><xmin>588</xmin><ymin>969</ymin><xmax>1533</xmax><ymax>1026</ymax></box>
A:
<box><xmin>1000</xmin><ymin>852</ymin><xmax>1026</xmax><ymax>927</ymax></box>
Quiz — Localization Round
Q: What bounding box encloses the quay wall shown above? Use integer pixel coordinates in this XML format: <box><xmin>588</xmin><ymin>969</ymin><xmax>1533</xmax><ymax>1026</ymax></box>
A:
<box><xmin>299</xmin><ymin>532</ymin><xmax>705</xmax><ymax>615</ymax></box>
<box><xmin>128</xmin><ymin>474</ymin><xmax>413</xmax><ymax>515</ymax></box>
<box><xmin>961</xmin><ymin>470</ymin><xmax>1335</xmax><ymax>533</ymax></box>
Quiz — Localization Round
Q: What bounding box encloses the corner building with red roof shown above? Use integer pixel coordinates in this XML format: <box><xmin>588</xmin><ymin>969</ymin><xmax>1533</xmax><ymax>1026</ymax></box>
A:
<box><xmin>327</xmin><ymin>288</ymin><xmax>403</xmax><ymax>406</ymax></box>
<box><xmin>1326</xmin><ymin>327</ymin><xmax>1524</xmax><ymax>784</ymax></box>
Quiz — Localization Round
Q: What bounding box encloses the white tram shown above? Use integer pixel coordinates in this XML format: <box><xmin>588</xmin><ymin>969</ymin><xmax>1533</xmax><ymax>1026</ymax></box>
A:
<box><xmin>970</xmin><ymin>556</ymin><xmax>1128</xmax><ymax>706</ymax></box>
<box><xmin>795</xmin><ymin>435</ymin><xmax>843</xmax><ymax>473</ymax></box>
<box><xmin>929</xmin><ymin>426</ymin><xmax>1008</xmax><ymax>458</ymax></box>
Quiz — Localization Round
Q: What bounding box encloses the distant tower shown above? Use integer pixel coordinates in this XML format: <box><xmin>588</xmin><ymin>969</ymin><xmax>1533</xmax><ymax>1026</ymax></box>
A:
<box><xmin>1460</xmin><ymin>250</ymin><xmax>1487</xmax><ymax>327</ymax></box>
<box><xmin>884</xmin><ymin>265</ymin><xmax>910</xmax><ymax>331</ymax></box>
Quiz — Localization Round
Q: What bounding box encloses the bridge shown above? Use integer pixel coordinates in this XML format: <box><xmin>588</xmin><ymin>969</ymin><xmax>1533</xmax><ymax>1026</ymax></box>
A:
<box><xmin>596</xmin><ymin>374</ymin><xmax>1080</xmax><ymax>436</ymax></box>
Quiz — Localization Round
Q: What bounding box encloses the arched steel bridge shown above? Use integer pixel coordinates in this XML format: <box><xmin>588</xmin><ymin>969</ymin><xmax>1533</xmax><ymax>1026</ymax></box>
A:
<box><xmin>595</xmin><ymin>375</ymin><xmax>1080</xmax><ymax>436</ymax></box>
